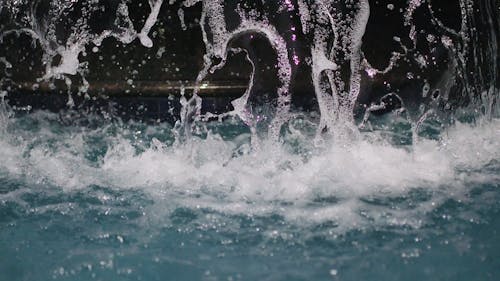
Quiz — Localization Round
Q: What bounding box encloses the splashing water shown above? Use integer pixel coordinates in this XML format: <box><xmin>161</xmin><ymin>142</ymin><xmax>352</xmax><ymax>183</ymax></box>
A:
<box><xmin>1</xmin><ymin>0</ymin><xmax>497</xmax><ymax>128</ymax></box>
<box><xmin>1</xmin><ymin>111</ymin><xmax>499</xmax><ymax>226</ymax></box>
<box><xmin>0</xmin><ymin>0</ymin><xmax>499</xmax><ymax>280</ymax></box>
<box><xmin>0</xmin><ymin>108</ymin><xmax>499</xmax><ymax>280</ymax></box>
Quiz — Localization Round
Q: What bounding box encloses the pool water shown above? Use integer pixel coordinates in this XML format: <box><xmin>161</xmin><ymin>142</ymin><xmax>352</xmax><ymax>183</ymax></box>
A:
<box><xmin>0</xmin><ymin>110</ymin><xmax>499</xmax><ymax>281</ymax></box>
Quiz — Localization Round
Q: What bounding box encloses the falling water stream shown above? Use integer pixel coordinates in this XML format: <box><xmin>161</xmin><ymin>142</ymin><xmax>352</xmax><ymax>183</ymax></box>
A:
<box><xmin>0</xmin><ymin>0</ymin><xmax>499</xmax><ymax>280</ymax></box>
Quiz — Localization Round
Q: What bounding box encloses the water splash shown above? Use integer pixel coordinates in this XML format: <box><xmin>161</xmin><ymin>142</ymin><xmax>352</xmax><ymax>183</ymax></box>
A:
<box><xmin>1</xmin><ymin>0</ymin><xmax>498</xmax><ymax>138</ymax></box>
<box><xmin>138</xmin><ymin>0</ymin><xmax>164</xmax><ymax>47</ymax></box>
<box><xmin>0</xmin><ymin>1</ymin><xmax>499</xmax><ymax>209</ymax></box>
<box><xmin>1</xmin><ymin>3</ymin><xmax>500</xmax><ymax>280</ymax></box>
<box><xmin>0</xmin><ymin>110</ymin><xmax>498</xmax><ymax>232</ymax></box>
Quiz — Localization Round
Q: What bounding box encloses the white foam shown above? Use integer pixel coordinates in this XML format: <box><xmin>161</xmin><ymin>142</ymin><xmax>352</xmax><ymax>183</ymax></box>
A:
<box><xmin>1</xmin><ymin>0</ymin><xmax>498</xmax><ymax>234</ymax></box>
<box><xmin>1</xmin><ymin>112</ymin><xmax>498</xmax><ymax>232</ymax></box>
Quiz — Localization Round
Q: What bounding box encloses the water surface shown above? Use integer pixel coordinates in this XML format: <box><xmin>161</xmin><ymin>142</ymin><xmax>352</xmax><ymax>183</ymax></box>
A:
<box><xmin>0</xmin><ymin>111</ymin><xmax>498</xmax><ymax>280</ymax></box>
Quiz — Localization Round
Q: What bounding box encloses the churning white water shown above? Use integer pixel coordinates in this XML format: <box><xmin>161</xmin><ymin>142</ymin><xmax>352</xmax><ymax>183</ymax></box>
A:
<box><xmin>0</xmin><ymin>110</ymin><xmax>498</xmax><ymax>233</ymax></box>
<box><xmin>0</xmin><ymin>0</ymin><xmax>498</xmax><ymax>230</ymax></box>
<box><xmin>0</xmin><ymin>2</ymin><xmax>499</xmax><ymax>280</ymax></box>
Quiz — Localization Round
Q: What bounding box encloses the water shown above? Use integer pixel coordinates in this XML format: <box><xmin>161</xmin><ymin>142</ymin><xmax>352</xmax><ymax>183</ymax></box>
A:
<box><xmin>0</xmin><ymin>110</ymin><xmax>499</xmax><ymax>280</ymax></box>
<box><xmin>1</xmin><ymin>0</ymin><xmax>500</xmax><ymax>280</ymax></box>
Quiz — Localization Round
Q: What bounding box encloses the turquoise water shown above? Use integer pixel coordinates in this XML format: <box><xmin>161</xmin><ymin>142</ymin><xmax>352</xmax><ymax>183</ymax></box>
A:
<box><xmin>0</xmin><ymin>111</ymin><xmax>499</xmax><ymax>281</ymax></box>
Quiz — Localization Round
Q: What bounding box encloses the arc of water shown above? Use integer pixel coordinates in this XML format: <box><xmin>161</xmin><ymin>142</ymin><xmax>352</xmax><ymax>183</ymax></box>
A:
<box><xmin>178</xmin><ymin>0</ymin><xmax>292</xmax><ymax>141</ymax></box>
